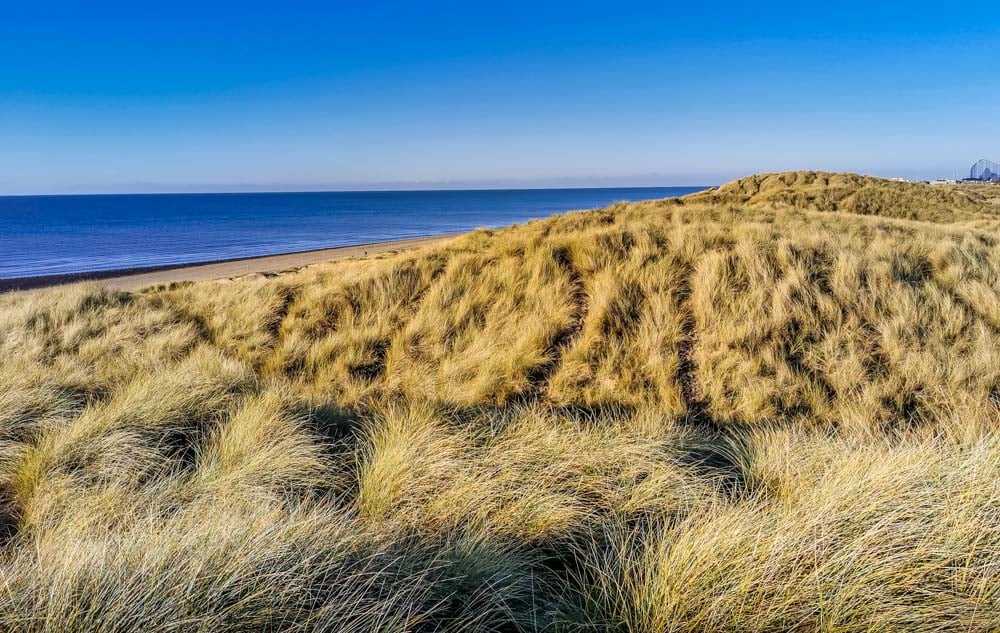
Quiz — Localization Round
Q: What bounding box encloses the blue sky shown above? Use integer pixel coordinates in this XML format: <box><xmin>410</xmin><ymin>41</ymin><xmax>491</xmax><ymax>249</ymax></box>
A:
<box><xmin>1</xmin><ymin>1</ymin><xmax>998</xmax><ymax>194</ymax></box>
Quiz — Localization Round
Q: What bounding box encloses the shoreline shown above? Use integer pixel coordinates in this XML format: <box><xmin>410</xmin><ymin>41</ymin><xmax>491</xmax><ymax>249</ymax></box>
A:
<box><xmin>0</xmin><ymin>234</ymin><xmax>454</xmax><ymax>293</ymax></box>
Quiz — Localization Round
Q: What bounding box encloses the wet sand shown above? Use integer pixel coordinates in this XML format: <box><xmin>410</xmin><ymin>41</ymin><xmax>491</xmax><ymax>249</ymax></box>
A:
<box><xmin>0</xmin><ymin>235</ymin><xmax>452</xmax><ymax>293</ymax></box>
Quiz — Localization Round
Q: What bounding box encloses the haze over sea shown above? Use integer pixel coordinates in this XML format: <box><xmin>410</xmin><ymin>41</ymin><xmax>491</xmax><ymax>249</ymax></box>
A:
<box><xmin>0</xmin><ymin>186</ymin><xmax>705</xmax><ymax>279</ymax></box>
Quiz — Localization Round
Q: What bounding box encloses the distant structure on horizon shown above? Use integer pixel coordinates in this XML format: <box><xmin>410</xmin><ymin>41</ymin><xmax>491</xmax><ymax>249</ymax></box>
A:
<box><xmin>968</xmin><ymin>159</ymin><xmax>1000</xmax><ymax>182</ymax></box>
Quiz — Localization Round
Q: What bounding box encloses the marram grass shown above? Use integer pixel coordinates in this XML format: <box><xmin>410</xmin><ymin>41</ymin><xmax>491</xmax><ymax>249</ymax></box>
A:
<box><xmin>0</xmin><ymin>171</ymin><xmax>998</xmax><ymax>631</ymax></box>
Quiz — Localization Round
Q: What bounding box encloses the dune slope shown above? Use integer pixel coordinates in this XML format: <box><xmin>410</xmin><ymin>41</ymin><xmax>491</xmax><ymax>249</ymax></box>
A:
<box><xmin>1</xmin><ymin>172</ymin><xmax>998</xmax><ymax>631</ymax></box>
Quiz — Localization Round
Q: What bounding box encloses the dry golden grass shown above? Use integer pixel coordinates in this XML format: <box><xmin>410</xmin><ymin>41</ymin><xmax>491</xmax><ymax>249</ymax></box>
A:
<box><xmin>0</xmin><ymin>171</ymin><xmax>998</xmax><ymax>631</ymax></box>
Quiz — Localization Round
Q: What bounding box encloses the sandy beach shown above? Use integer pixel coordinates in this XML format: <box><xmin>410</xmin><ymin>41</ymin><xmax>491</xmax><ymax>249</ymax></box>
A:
<box><xmin>0</xmin><ymin>234</ymin><xmax>451</xmax><ymax>293</ymax></box>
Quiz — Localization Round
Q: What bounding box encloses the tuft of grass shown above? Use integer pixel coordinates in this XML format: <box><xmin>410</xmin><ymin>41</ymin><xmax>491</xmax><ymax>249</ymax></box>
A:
<box><xmin>566</xmin><ymin>427</ymin><xmax>1000</xmax><ymax>632</ymax></box>
<box><xmin>356</xmin><ymin>405</ymin><xmax>714</xmax><ymax>541</ymax></box>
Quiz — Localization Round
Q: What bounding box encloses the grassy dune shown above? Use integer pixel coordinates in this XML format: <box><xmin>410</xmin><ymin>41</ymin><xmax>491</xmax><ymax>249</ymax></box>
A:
<box><xmin>1</xmin><ymin>171</ymin><xmax>999</xmax><ymax>631</ymax></box>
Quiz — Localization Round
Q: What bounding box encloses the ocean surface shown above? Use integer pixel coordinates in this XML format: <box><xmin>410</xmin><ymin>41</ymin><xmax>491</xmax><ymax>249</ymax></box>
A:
<box><xmin>0</xmin><ymin>187</ymin><xmax>706</xmax><ymax>279</ymax></box>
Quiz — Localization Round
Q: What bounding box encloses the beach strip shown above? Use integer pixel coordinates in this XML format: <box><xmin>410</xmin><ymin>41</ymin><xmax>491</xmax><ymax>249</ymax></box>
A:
<box><xmin>0</xmin><ymin>234</ymin><xmax>452</xmax><ymax>293</ymax></box>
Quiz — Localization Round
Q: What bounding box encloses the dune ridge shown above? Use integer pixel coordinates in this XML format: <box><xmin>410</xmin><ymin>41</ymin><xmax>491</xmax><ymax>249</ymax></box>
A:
<box><xmin>0</xmin><ymin>171</ymin><xmax>998</xmax><ymax>631</ymax></box>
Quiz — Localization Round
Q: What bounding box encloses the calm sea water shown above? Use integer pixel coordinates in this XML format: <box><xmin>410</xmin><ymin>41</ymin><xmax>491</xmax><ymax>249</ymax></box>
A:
<box><xmin>0</xmin><ymin>187</ymin><xmax>705</xmax><ymax>279</ymax></box>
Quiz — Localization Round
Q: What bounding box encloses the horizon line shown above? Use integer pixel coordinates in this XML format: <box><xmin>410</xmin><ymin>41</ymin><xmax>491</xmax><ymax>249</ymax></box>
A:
<box><xmin>0</xmin><ymin>183</ymin><xmax>717</xmax><ymax>199</ymax></box>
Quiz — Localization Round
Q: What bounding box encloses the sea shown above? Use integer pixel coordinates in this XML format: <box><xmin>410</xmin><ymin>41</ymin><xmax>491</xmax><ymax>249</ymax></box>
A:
<box><xmin>0</xmin><ymin>186</ymin><xmax>706</xmax><ymax>279</ymax></box>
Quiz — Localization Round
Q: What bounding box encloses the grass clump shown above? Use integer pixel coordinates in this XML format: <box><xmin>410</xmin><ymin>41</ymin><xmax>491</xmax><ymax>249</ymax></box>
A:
<box><xmin>0</xmin><ymin>171</ymin><xmax>998</xmax><ymax>630</ymax></box>
<box><xmin>568</xmin><ymin>428</ymin><xmax>1000</xmax><ymax>632</ymax></box>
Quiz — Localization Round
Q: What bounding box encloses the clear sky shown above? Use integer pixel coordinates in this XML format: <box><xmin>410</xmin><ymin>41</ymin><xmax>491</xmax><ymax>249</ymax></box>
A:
<box><xmin>1</xmin><ymin>1</ymin><xmax>998</xmax><ymax>194</ymax></box>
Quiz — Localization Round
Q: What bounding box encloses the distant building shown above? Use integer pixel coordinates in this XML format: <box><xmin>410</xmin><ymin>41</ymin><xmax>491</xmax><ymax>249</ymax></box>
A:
<box><xmin>968</xmin><ymin>159</ymin><xmax>1000</xmax><ymax>182</ymax></box>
